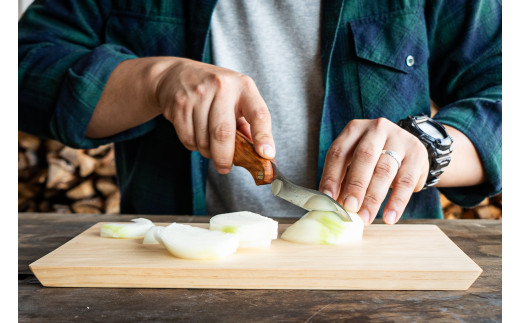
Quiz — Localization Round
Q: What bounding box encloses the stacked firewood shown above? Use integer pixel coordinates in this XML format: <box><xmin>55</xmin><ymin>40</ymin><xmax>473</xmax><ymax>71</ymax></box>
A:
<box><xmin>441</xmin><ymin>192</ymin><xmax>502</xmax><ymax>220</ymax></box>
<box><xmin>18</xmin><ymin>131</ymin><xmax>120</xmax><ymax>214</ymax></box>
<box><xmin>18</xmin><ymin>131</ymin><xmax>502</xmax><ymax>219</ymax></box>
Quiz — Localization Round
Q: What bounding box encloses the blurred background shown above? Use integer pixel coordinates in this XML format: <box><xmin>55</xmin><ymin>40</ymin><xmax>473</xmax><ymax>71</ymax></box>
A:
<box><xmin>18</xmin><ymin>132</ymin><xmax>120</xmax><ymax>214</ymax></box>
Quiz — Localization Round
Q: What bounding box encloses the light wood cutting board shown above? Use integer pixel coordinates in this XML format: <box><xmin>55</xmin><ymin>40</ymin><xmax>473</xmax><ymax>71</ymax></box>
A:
<box><xmin>30</xmin><ymin>223</ymin><xmax>482</xmax><ymax>290</ymax></box>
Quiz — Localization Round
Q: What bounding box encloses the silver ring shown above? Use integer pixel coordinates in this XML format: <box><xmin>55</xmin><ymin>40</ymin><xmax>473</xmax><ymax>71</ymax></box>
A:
<box><xmin>381</xmin><ymin>150</ymin><xmax>402</xmax><ymax>168</ymax></box>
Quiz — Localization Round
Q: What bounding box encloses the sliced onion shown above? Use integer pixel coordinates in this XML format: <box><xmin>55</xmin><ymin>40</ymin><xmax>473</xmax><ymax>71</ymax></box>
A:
<box><xmin>142</xmin><ymin>226</ymin><xmax>164</xmax><ymax>244</ymax></box>
<box><xmin>100</xmin><ymin>218</ymin><xmax>154</xmax><ymax>238</ymax></box>
<box><xmin>303</xmin><ymin>194</ymin><xmax>337</xmax><ymax>212</ymax></box>
<box><xmin>209</xmin><ymin>211</ymin><xmax>278</xmax><ymax>248</ymax></box>
<box><xmin>281</xmin><ymin>210</ymin><xmax>364</xmax><ymax>245</ymax></box>
<box><xmin>156</xmin><ymin>223</ymin><xmax>239</xmax><ymax>260</ymax></box>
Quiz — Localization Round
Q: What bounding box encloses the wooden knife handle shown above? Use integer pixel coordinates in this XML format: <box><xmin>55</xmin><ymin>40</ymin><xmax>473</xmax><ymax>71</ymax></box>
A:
<box><xmin>233</xmin><ymin>131</ymin><xmax>274</xmax><ymax>185</ymax></box>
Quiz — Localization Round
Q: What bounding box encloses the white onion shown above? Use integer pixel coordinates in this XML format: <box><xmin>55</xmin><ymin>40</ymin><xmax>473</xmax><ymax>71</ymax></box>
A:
<box><xmin>209</xmin><ymin>211</ymin><xmax>278</xmax><ymax>248</ymax></box>
<box><xmin>100</xmin><ymin>218</ymin><xmax>154</xmax><ymax>238</ymax></box>
<box><xmin>281</xmin><ymin>210</ymin><xmax>364</xmax><ymax>245</ymax></box>
<box><xmin>156</xmin><ymin>223</ymin><xmax>239</xmax><ymax>260</ymax></box>
<box><xmin>302</xmin><ymin>194</ymin><xmax>337</xmax><ymax>212</ymax></box>
<box><xmin>142</xmin><ymin>226</ymin><xmax>164</xmax><ymax>244</ymax></box>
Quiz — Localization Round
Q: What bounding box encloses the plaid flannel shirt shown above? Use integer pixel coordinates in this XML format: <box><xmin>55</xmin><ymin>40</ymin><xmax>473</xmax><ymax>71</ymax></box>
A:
<box><xmin>19</xmin><ymin>0</ymin><xmax>502</xmax><ymax>217</ymax></box>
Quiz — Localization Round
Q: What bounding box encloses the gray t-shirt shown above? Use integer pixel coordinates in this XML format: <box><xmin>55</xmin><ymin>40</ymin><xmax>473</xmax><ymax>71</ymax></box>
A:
<box><xmin>206</xmin><ymin>0</ymin><xmax>323</xmax><ymax>217</ymax></box>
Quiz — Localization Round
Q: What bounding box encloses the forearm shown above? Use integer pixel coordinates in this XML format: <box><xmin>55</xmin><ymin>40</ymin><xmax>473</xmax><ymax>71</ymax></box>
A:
<box><xmin>436</xmin><ymin>125</ymin><xmax>486</xmax><ymax>187</ymax></box>
<box><xmin>86</xmin><ymin>57</ymin><xmax>172</xmax><ymax>139</ymax></box>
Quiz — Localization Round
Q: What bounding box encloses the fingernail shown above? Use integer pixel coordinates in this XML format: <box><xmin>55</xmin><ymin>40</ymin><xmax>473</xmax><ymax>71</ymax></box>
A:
<box><xmin>217</xmin><ymin>167</ymin><xmax>231</xmax><ymax>174</ymax></box>
<box><xmin>322</xmin><ymin>190</ymin><xmax>333</xmax><ymax>198</ymax></box>
<box><xmin>385</xmin><ymin>210</ymin><xmax>397</xmax><ymax>225</ymax></box>
<box><xmin>358</xmin><ymin>209</ymin><xmax>370</xmax><ymax>225</ymax></box>
<box><xmin>261</xmin><ymin>145</ymin><xmax>275</xmax><ymax>158</ymax></box>
<box><xmin>343</xmin><ymin>196</ymin><xmax>359</xmax><ymax>212</ymax></box>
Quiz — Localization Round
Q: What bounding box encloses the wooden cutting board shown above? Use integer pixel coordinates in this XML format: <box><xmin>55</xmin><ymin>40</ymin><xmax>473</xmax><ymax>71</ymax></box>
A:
<box><xmin>30</xmin><ymin>223</ymin><xmax>482</xmax><ymax>290</ymax></box>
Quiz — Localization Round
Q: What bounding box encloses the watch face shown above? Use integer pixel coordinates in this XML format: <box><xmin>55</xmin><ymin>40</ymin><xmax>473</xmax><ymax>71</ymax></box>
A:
<box><xmin>417</xmin><ymin>121</ymin><xmax>444</xmax><ymax>139</ymax></box>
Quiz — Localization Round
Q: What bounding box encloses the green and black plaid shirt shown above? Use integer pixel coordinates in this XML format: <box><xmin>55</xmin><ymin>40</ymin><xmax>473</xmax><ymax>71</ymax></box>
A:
<box><xmin>19</xmin><ymin>0</ymin><xmax>502</xmax><ymax>217</ymax></box>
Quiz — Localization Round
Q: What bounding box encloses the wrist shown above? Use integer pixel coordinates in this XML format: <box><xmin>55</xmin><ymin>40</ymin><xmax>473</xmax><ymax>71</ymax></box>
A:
<box><xmin>397</xmin><ymin>114</ymin><xmax>454</xmax><ymax>189</ymax></box>
<box><xmin>139</xmin><ymin>57</ymin><xmax>180</xmax><ymax>115</ymax></box>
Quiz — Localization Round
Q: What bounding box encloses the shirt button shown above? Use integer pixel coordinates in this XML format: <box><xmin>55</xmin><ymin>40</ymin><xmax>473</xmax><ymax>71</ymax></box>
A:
<box><xmin>406</xmin><ymin>55</ymin><xmax>415</xmax><ymax>67</ymax></box>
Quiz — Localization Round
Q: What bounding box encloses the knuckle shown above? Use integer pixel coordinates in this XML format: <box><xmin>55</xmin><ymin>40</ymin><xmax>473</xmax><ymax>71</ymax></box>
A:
<box><xmin>212</xmin><ymin>123</ymin><xmax>234</xmax><ymax>143</ymax></box>
<box><xmin>363</xmin><ymin>192</ymin><xmax>381</xmax><ymax>207</ymax></box>
<box><xmin>355</xmin><ymin>146</ymin><xmax>377</xmax><ymax>164</ymax></box>
<box><xmin>395</xmin><ymin>173</ymin><xmax>417</xmax><ymax>191</ymax></box>
<box><xmin>346</xmin><ymin>119</ymin><xmax>362</xmax><ymax>133</ymax></box>
<box><xmin>320</xmin><ymin>176</ymin><xmax>341</xmax><ymax>190</ymax></box>
<box><xmin>373</xmin><ymin>160</ymin><xmax>394</xmax><ymax>179</ymax></box>
<box><xmin>210</xmin><ymin>73</ymin><xmax>226</xmax><ymax>90</ymax></box>
<box><xmin>239</xmin><ymin>74</ymin><xmax>256</xmax><ymax>91</ymax></box>
<box><xmin>346</xmin><ymin>177</ymin><xmax>368</xmax><ymax>192</ymax></box>
<box><xmin>194</xmin><ymin>83</ymin><xmax>206</xmax><ymax>97</ymax></box>
<box><xmin>327</xmin><ymin>144</ymin><xmax>346</xmax><ymax>159</ymax></box>
<box><xmin>374</xmin><ymin>117</ymin><xmax>390</xmax><ymax>130</ymax></box>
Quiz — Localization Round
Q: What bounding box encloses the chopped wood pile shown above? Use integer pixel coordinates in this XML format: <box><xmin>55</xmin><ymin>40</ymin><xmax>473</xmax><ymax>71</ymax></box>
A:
<box><xmin>18</xmin><ymin>131</ymin><xmax>502</xmax><ymax>219</ymax></box>
<box><xmin>441</xmin><ymin>193</ymin><xmax>502</xmax><ymax>220</ymax></box>
<box><xmin>18</xmin><ymin>132</ymin><xmax>120</xmax><ymax>214</ymax></box>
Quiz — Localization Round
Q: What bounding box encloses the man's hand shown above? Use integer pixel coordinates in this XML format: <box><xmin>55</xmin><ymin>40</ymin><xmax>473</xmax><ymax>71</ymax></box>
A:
<box><xmin>155</xmin><ymin>58</ymin><xmax>275</xmax><ymax>173</ymax></box>
<box><xmin>87</xmin><ymin>57</ymin><xmax>276</xmax><ymax>172</ymax></box>
<box><xmin>319</xmin><ymin>118</ymin><xmax>429</xmax><ymax>225</ymax></box>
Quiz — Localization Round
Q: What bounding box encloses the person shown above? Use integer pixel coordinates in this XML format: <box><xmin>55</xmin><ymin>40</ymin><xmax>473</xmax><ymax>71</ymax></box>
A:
<box><xmin>18</xmin><ymin>0</ymin><xmax>502</xmax><ymax>225</ymax></box>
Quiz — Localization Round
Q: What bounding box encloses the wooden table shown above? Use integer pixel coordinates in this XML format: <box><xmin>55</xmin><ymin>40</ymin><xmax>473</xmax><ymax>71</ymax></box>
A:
<box><xmin>19</xmin><ymin>213</ymin><xmax>501</xmax><ymax>322</ymax></box>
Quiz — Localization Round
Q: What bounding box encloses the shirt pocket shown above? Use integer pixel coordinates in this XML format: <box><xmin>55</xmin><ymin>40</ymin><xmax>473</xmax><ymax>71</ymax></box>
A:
<box><xmin>350</xmin><ymin>9</ymin><xmax>431</xmax><ymax>120</ymax></box>
<box><xmin>105</xmin><ymin>9</ymin><xmax>186</xmax><ymax>57</ymax></box>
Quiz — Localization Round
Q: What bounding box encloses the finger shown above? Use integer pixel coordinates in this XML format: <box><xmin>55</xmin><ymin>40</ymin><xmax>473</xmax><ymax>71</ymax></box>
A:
<box><xmin>236</xmin><ymin>117</ymin><xmax>252</xmax><ymax>141</ymax></box>
<box><xmin>357</xmin><ymin>149</ymin><xmax>401</xmax><ymax>225</ymax></box>
<box><xmin>382</xmin><ymin>142</ymin><xmax>428</xmax><ymax>224</ymax></box>
<box><xmin>170</xmin><ymin>103</ymin><xmax>197</xmax><ymax>151</ymax></box>
<box><xmin>236</xmin><ymin>76</ymin><xmax>275</xmax><ymax>159</ymax></box>
<box><xmin>162</xmin><ymin>87</ymin><xmax>197</xmax><ymax>151</ymax></box>
<box><xmin>208</xmin><ymin>92</ymin><xmax>237</xmax><ymax>174</ymax></box>
<box><xmin>319</xmin><ymin>121</ymin><xmax>365</xmax><ymax>200</ymax></box>
<box><xmin>339</xmin><ymin>130</ymin><xmax>386</xmax><ymax>221</ymax></box>
<box><xmin>192</xmin><ymin>92</ymin><xmax>214</xmax><ymax>159</ymax></box>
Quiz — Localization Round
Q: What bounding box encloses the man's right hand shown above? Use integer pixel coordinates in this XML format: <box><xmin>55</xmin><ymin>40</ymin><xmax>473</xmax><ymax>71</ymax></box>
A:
<box><xmin>155</xmin><ymin>58</ymin><xmax>275</xmax><ymax>173</ymax></box>
<box><xmin>87</xmin><ymin>57</ymin><xmax>276</xmax><ymax>173</ymax></box>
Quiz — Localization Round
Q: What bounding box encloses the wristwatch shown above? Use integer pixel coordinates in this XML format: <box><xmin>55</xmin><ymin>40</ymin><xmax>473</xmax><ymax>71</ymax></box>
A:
<box><xmin>397</xmin><ymin>114</ymin><xmax>453</xmax><ymax>189</ymax></box>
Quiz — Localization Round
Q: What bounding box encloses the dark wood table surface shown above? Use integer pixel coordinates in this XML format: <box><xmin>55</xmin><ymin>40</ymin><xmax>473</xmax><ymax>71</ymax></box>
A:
<box><xmin>19</xmin><ymin>213</ymin><xmax>501</xmax><ymax>322</ymax></box>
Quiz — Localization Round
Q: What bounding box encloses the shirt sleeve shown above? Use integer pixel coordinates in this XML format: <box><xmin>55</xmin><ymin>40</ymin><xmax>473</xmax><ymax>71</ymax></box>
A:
<box><xmin>18</xmin><ymin>0</ymin><xmax>156</xmax><ymax>149</ymax></box>
<box><xmin>425</xmin><ymin>0</ymin><xmax>502</xmax><ymax>207</ymax></box>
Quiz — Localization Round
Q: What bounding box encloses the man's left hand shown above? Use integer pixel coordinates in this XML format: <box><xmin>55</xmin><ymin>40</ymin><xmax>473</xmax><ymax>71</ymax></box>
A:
<box><xmin>319</xmin><ymin>118</ymin><xmax>429</xmax><ymax>225</ymax></box>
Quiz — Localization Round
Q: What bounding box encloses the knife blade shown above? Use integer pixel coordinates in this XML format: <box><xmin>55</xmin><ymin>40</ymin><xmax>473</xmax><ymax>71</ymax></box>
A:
<box><xmin>233</xmin><ymin>131</ymin><xmax>353</xmax><ymax>222</ymax></box>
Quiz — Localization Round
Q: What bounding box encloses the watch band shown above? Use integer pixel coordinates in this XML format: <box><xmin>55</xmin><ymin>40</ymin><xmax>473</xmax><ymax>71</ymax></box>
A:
<box><xmin>397</xmin><ymin>114</ymin><xmax>453</xmax><ymax>189</ymax></box>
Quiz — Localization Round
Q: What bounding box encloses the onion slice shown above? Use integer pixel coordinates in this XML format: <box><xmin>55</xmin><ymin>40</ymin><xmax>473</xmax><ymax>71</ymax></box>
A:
<box><xmin>209</xmin><ymin>211</ymin><xmax>278</xmax><ymax>248</ymax></box>
<box><xmin>302</xmin><ymin>195</ymin><xmax>337</xmax><ymax>212</ymax></box>
<box><xmin>100</xmin><ymin>218</ymin><xmax>154</xmax><ymax>238</ymax></box>
<box><xmin>281</xmin><ymin>210</ymin><xmax>364</xmax><ymax>245</ymax></box>
<box><xmin>156</xmin><ymin>223</ymin><xmax>239</xmax><ymax>260</ymax></box>
<box><xmin>142</xmin><ymin>226</ymin><xmax>164</xmax><ymax>244</ymax></box>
